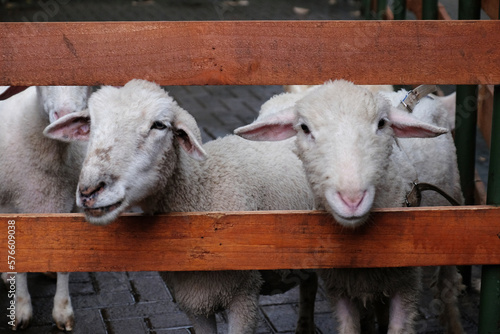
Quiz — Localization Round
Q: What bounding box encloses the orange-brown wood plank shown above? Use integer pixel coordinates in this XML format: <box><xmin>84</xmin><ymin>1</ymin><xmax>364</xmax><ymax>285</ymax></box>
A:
<box><xmin>478</xmin><ymin>84</ymin><xmax>494</xmax><ymax>147</ymax></box>
<box><xmin>482</xmin><ymin>0</ymin><xmax>499</xmax><ymax>19</ymax></box>
<box><xmin>1</xmin><ymin>21</ymin><xmax>500</xmax><ymax>86</ymax></box>
<box><xmin>1</xmin><ymin>206</ymin><xmax>499</xmax><ymax>273</ymax></box>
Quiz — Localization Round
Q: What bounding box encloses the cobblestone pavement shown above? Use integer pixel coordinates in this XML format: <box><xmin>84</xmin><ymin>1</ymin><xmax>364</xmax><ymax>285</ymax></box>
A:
<box><xmin>0</xmin><ymin>0</ymin><xmax>484</xmax><ymax>333</ymax></box>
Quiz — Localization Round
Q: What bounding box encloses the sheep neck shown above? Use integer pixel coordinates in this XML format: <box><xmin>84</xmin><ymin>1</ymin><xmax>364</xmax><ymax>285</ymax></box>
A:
<box><xmin>144</xmin><ymin>142</ymin><xmax>209</xmax><ymax>214</ymax></box>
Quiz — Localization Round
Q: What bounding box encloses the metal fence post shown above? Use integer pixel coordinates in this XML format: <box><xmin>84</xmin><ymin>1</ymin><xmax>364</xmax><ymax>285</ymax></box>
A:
<box><xmin>479</xmin><ymin>85</ymin><xmax>500</xmax><ymax>334</ymax></box>
<box><xmin>362</xmin><ymin>0</ymin><xmax>372</xmax><ymax>19</ymax></box>
<box><xmin>376</xmin><ymin>0</ymin><xmax>387</xmax><ymax>19</ymax></box>
<box><xmin>455</xmin><ymin>0</ymin><xmax>482</xmax><ymax>297</ymax></box>
<box><xmin>422</xmin><ymin>0</ymin><xmax>438</xmax><ymax>19</ymax></box>
<box><xmin>393</xmin><ymin>0</ymin><xmax>406</xmax><ymax>20</ymax></box>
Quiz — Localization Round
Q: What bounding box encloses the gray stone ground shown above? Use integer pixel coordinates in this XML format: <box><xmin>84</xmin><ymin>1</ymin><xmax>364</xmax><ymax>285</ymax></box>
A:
<box><xmin>0</xmin><ymin>0</ymin><xmax>487</xmax><ymax>333</ymax></box>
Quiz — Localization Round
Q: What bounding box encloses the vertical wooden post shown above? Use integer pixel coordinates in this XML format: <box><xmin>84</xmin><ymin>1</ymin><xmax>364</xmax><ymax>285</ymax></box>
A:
<box><xmin>479</xmin><ymin>84</ymin><xmax>500</xmax><ymax>334</ymax></box>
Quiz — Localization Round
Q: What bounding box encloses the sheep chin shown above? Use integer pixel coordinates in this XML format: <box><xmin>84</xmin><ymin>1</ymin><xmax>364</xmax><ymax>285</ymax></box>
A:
<box><xmin>330</xmin><ymin>211</ymin><xmax>370</xmax><ymax>229</ymax></box>
<box><xmin>83</xmin><ymin>201</ymin><xmax>127</xmax><ymax>226</ymax></box>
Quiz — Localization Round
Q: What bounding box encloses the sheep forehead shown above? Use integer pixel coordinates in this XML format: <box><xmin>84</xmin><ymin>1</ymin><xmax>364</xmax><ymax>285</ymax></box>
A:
<box><xmin>89</xmin><ymin>82</ymin><xmax>175</xmax><ymax>131</ymax></box>
<box><xmin>296</xmin><ymin>80</ymin><xmax>379</xmax><ymax>132</ymax></box>
<box><xmin>38</xmin><ymin>86</ymin><xmax>90</xmax><ymax>112</ymax></box>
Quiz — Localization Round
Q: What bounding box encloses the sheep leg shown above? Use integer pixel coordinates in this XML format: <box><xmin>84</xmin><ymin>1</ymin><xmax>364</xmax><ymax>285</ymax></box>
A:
<box><xmin>295</xmin><ymin>271</ymin><xmax>318</xmax><ymax>334</ymax></box>
<box><xmin>226</xmin><ymin>292</ymin><xmax>260</xmax><ymax>334</ymax></box>
<box><xmin>434</xmin><ymin>266</ymin><xmax>465</xmax><ymax>334</ymax></box>
<box><xmin>188</xmin><ymin>313</ymin><xmax>217</xmax><ymax>334</ymax></box>
<box><xmin>52</xmin><ymin>272</ymin><xmax>75</xmax><ymax>331</ymax></box>
<box><xmin>13</xmin><ymin>273</ymin><xmax>33</xmax><ymax>330</ymax></box>
<box><xmin>387</xmin><ymin>293</ymin><xmax>417</xmax><ymax>334</ymax></box>
<box><xmin>335</xmin><ymin>297</ymin><xmax>361</xmax><ymax>334</ymax></box>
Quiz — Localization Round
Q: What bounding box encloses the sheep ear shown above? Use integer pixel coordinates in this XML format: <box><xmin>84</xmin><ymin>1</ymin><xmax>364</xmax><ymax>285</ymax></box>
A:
<box><xmin>43</xmin><ymin>109</ymin><xmax>90</xmax><ymax>142</ymax></box>
<box><xmin>388</xmin><ymin>107</ymin><xmax>448</xmax><ymax>138</ymax></box>
<box><xmin>234</xmin><ymin>107</ymin><xmax>297</xmax><ymax>141</ymax></box>
<box><xmin>174</xmin><ymin>122</ymin><xmax>207</xmax><ymax>161</ymax></box>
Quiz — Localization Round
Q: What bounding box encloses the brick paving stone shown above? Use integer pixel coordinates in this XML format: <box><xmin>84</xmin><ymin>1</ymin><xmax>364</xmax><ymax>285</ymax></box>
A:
<box><xmin>155</xmin><ymin>329</ymin><xmax>193</xmax><ymax>334</ymax></box>
<box><xmin>73</xmin><ymin>309</ymin><xmax>108</xmax><ymax>334</ymax></box>
<box><xmin>261</xmin><ymin>304</ymin><xmax>298</xmax><ymax>333</ymax></box>
<box><xmin>149</xmin><ymin>312</ymin><xmax>192</xmax><ymax>330</ymax></box>
<box><xmin>107</xmin><ymin>317</ymin><xmax>148</xmax><ymax>334</ymax></box>
<box><xmin>129</xmin><ymin>275</ymin><xmax>169</xmax><ymax>303</ymax></box>
<box><xmin>72</xmin><ymin>291</ymin><xmax>134</xmax><ymax>309</ymax></box>
<box><xmin>94</xmin><ymin>272</ymin><xmax>132</xmax><ymax>293</ymax></box>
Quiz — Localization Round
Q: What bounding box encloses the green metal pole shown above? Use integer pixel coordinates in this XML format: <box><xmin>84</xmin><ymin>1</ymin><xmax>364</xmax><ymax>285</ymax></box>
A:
<box><xmin>459</xmin><ymin>0</ymin><xmax>481</xmax><ymax>19</ymax></box>
<box><xmin>422</xmin><ymin>0</ymin><xmax>438</xmax><ymax>19</ymax></box>
<box><xmin>393</xmin><ymin>0</ymin><xmax>406</xmax><ymax>20</ymax></box>
<box><xmin>479</xmin><ymin>85</ymin><xmax>500</xmax><ymax>334</ymax></box>
<box><xmin>487</xmin><ymin>87</ymin><xmax>500</xmax><ymax>204</ymax></box>
<box><xmin>377</xmin><ymin>0</ymin><xmax>387</xmax><ymax>19</ymax></box>
<box><xmin>455</xmin><ymin>85</ymin><xmax>478</xmax><ymax>205</ymax></box>
<box><xmin>455</xmin><ymin>0</ymin><xmax>481</xmax><ymax>294</ymax></box>
<box><xmin>455</xmin><ymin>0</ymin><xmax>481</xmax><ymax>204</ymax></box>
<box><xmin>393</xmin><ymin>0</ymin><xmax>406</xmax><ymax>91</ymax></box>
<box><xmin>362</xmin><ymin>0</ymin><xmax>372</xmax><ymax>19</ymax></box>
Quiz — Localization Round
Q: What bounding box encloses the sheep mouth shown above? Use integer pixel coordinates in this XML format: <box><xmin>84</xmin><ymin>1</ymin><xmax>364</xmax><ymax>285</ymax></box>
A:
<box><xmin>84</xmin><ymin>202</ymin><xmax>123</xmax><ymax>217</ymax></box>
<box><xmin>334</xmin><ymin>213</ymin><xmax>369</xmax><ymax>228</ymax></box>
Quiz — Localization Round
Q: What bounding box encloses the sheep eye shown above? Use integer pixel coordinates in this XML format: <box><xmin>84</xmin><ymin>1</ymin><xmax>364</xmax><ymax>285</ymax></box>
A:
<box><xmin>377</xmin><ymin>118</ymin><xmax>387</xmax><ymax>130</ymax></box>
<box><xmin>151</xmin><ymin>121</ymin><xmax>167</xmax><ymax>130</ymax></box>
<box><xmin>300</xmin><ymin>123</ymin><xmax>311</xmax><ymax>134</ymax></box>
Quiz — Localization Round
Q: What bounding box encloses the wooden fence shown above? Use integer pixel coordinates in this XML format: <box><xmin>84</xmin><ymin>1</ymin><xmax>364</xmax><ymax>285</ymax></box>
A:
<box><xmin>1</xmin><ymin>15</ymin><xmax>499</xmax><ymax>330</ymax></box>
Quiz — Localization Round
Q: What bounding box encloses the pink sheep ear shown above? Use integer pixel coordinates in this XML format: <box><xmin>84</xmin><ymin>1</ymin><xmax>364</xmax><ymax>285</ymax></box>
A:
<box><xmin>234</xmin><ymin>107</ymin><xmax>297</xmax><ymax>141</ymax></box>
<box><xmin>43</xmin><ymin>110</ymin><xmax>91</xmax><ymax>142</ymax></box>
<box><xmin>0</xmin><ymin>86</ymin><xmax>29</xmax><ymax>100</ymax></box>
<box><xmin>388</xmin><ymin>107</ymin><xmax>448</xmax><ymax>138</ymax></box>
<box><xmin>174</xmin><ymin>122</ymin><xmax>207</xmax><ymax>161</ymax></box>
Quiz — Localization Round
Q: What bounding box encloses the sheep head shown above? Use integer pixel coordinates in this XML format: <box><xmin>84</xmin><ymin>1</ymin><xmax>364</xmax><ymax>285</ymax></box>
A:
<box><xmin>44</xmin><ymin>79</ymin><xmax>207</xmax><ymax>225</ymax></box>
<box><xmin>235</xmin><ymin>80</ymin><xmax>448</xmax><ymax>228</ymax></box>
<box><xmin>36</xmin><ymin>86</ymin><xmax>93</xmax><ymax>123</ymax></box>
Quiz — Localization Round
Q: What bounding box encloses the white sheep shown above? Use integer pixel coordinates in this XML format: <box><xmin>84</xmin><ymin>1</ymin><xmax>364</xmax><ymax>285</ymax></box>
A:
<box><xmin>0</xmin><ymin>85</ymin><xmax>91</xmax><ymax>331</ymax></box>
<box><xmin>283</xmin><ymin>84</ymin><xmax>393</xmax><ymax>95</ymax></box>
<box><xmin>43</xmin><ymin>79</ymin><xmax>317</xmax><ymax>334</ymax></box>
<box><xmin>235</xmin><ymin>80</ymin><xmax>464</xmax><ymax>333</ymax></box>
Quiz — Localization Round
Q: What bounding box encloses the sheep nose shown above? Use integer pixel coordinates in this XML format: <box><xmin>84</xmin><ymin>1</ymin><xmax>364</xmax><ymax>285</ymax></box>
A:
<box><xmin>79</xmin><ymin>182</ymin><xmax>106</xmax><ymax>207</ymax></box>
<box><xmin>338</xmin><ymin>190</ymin><xmax>366</xmax><ymax>213</ymax></box>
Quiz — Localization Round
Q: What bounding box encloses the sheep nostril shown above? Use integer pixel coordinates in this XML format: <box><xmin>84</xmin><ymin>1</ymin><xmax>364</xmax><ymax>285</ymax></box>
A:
<box><xmin>80</xmin><ymin>182</ymin><xmax>106</xmax><ymax>200</ymax></box>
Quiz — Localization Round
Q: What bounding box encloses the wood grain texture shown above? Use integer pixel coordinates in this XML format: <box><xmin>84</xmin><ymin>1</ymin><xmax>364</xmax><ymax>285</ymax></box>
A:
<box><xmin>482</xmin><ymin>0</ymin><xmax>499</xmax><ymax>20</ymax></box>
<box><xmin>1</xmin><ymin>21</ymin><xmax>499</xmax><ymax>86</ymax></box>
<box><xmin>1</xmin><ymin>206</ymin><xmax>499</xmax><ymax>273</ymax></box>
<box><xmin>478</xmin><ymin>84</ymin><xmax>494</xmax><ymax>148</ymax></box>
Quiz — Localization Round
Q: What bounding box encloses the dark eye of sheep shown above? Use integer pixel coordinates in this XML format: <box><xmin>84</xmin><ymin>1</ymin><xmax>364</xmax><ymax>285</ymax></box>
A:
<box><xmin>301</xmin><ymin>123</ymin><xmax>311</xmax><ymax>134</ymax></box>
<box><xmin>377</xmin><ymin>118</ymin><xmax>387</xmax><ymax>130</ymax></box>
<box><xmin>151</xmin><ymin>121</ymin><xmax>167</xmax><ymax>130</ymax></box>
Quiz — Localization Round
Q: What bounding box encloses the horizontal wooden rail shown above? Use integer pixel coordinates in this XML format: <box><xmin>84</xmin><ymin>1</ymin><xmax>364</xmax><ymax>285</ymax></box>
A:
<box><xmin>1</xmin><ymin>206</ymin><xmax>499</xmax><ymax>273</ymax></box>
<box><xmin>1</xmin><ymin>20</ymin><xmax>500</xmax><ymax>86</ymax></box>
